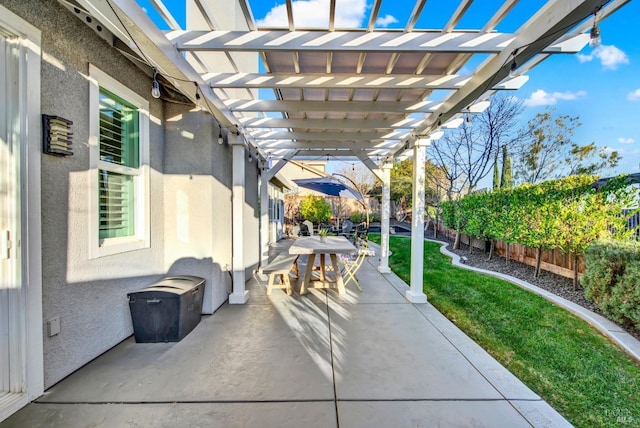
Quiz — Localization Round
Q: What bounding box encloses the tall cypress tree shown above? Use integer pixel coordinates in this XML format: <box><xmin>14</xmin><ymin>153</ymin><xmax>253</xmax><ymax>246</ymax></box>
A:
<box><xmin>492</xmin><ymin>151</ymin><xmax>500</xmax><ymax>190</ymax></box>
<box><xmin>500</xmin><ymin>145</ymin><xmax>513</xmax><ymax>189</ymax></box>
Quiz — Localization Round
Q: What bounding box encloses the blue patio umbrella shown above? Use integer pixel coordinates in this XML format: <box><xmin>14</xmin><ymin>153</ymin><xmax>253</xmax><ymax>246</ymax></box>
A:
<box><xmin>294</xmin><ymin>176</ymin><xmax>369</xmax><ymax>229</ymax></box>
<box><xmin>293</xmin><ymin>176</ymin><xmax>362</xmax><ymax>200</ymax></box>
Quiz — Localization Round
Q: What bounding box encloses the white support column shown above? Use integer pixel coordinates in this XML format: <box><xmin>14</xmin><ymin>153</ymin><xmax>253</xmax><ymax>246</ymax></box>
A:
<box><xmin>259</xmin><ymin>164</ymin><xmax>269</xmax><ymax>269</ymax></box>
<box><xmin>406</xmin><ymin>139</ymin><xmax>429</xmax><ymax>303</ymax></box>
<box><xmin>229</xmin><ymin>135</ymin><xmax>249</xmax><ymax>304</ymax></box>
<box><xmin>378</xmin><ymin>164</ymin><xmax>392</xmax><ymax>273</ymax></box>
<box><xmin>259</xmin><ymin>153</ymin><xmax>297</xmax><ymax>270</ymax></box>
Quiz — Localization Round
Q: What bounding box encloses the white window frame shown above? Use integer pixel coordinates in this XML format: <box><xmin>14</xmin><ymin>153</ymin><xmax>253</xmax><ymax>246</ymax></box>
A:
<box><xmin>88</xmin><ymin>65</ymin><xmax>150</xmax><ymax>258</ymax></box>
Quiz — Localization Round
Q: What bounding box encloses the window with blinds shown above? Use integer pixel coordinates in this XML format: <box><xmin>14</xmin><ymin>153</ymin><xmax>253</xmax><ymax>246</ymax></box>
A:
<box><xmin>98</xmin><ymin>88</ymin><xmax>139</xmax><ymax>240</ymax></box>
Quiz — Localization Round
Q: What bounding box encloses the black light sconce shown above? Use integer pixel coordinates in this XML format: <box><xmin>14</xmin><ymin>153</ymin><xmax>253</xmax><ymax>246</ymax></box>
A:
<box><xmin>43</xmin><ymin>114</ymin><xmax>73</xmax><ymax>156</ymax></box>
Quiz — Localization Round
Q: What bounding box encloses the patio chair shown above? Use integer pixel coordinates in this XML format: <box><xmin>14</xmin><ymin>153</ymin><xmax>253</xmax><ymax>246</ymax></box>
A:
<box><xmin>299</xmin><ymin>222</ymin><xmax>310</xmax><ymax>236</ymax></box>
<box><xmin>339</xmin><ymin>219</ymin><xmax>353</xmax><ymax>237</ymax></box>
<box><xmin>338</xmin><ymin>238</ymin><xmax>369</xmax><ymax>291</ymax></box>
<box><xmin>302</xmin><ymin>220</ymin><xmax>314</xmax><ymax>236</ymax></box>
<box><xmin>354</xmin><ymin>221</ymin><xmax>368</xmax><ymax>237</ymax></box>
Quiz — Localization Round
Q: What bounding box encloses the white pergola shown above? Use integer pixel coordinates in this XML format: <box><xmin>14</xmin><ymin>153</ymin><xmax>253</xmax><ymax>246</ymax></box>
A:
<box><xmin>68</xmin><ymin>0</ymin><xmax>629</xmax><ymax>304</ymax></box>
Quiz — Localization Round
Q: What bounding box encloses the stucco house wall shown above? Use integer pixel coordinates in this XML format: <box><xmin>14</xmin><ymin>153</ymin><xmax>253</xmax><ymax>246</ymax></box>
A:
<box><xmin>163</xmin><ymin>104</ymin><xmax>235</xmax><ymax>314</ymax></box>
<box><xmin>0</xmin><ymin>0</ymin><xmax>260</xmax><ymax>388</ymax></box>
<box><xmin>2</xmin><ymin>0</ymin><xmax>164</xmax><ymax>388</ymax></box>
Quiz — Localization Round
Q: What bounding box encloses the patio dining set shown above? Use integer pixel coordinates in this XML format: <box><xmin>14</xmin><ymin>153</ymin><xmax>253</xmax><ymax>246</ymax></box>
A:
<box><xmin>264</xmin><ymin>234</ymin><xmax>370</xmax><ymax>297</ymax></box>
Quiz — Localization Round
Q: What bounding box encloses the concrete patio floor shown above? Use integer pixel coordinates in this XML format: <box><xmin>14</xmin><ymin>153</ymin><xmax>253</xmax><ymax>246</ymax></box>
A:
<box><xmin>1</xmin><ymin>242</ymin><xmax>571</xmax><ymax>427</ymax></box>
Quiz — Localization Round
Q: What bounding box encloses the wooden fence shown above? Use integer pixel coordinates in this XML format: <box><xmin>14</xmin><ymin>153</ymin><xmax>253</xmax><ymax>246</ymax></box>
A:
<box><xmin>432</xmin><ymin>223</ymin><xmax>584</xmax><ymax>279</ymax></box>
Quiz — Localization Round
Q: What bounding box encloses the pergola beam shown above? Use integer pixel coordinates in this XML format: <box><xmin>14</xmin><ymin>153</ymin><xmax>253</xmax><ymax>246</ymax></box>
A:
<box><xmin>354</xmin><ymin>151</ymin><xmax>385</xmax><ymax>182</ymax></box>
<box><xmin>257</xmin><ymin>140</ymin><xmax>398</xmax><ymax>150</ymax></box>
<box><xmin>224</xmin><ymin>99</ymin><xmax>440</xmax><ymax>113</ymax></box>
<box><xmin>276</xmin><ymin>149</ymin><xmax>372</xmax><ymax>158</ymax></box>
<box><xmin>249</xmin><ymin>131</ymin><xmax>403</xmax><ymax>141</ymax></box>
<box><xmin>168</xmin><ymin>29</ymin><xmax>586</xmax><ymax>54</ymax></box>
<box><xmin>240</xmin><ymin>117</ymin><xmax>424</xmax><ymax>129</ymax></box>
<box><xmin>204</xmin><ymin>72</ymin><xmax>529</xmax><ymax>90</ymax></box>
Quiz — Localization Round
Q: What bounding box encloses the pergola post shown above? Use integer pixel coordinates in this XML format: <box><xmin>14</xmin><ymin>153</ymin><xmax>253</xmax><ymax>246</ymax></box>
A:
<box><xmin>378</xmin><ymin>164</ymin><xmax>392</xmax><ymax>274</ymax></box>
<box><xmin>406</xmin><ymin>139</ymin><xmax>429</xmax><ymax>304</ymax></box>
<box><xmin>229</xmin><ymin>134</ymin><xmax>249</xmax><ymax>304</ymax></box>
<box><xmin>259</xmin><ymin>162</ymin><xmax>269</xmax><ymax>269</ymax></box>
<box><xmin>258</xmin><ymin>153</ymin><xmax>298</xmax><ymax>269</ymax></box>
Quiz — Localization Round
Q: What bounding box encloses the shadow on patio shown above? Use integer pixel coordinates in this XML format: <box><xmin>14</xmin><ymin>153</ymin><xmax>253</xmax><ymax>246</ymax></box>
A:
<box><xmin>1</xmin><ymin>243</ymin><xmax>570</xmax><ymax>427</ymax></box>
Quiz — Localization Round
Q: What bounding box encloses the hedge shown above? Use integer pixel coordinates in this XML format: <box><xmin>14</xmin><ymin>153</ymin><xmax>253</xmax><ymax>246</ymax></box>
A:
<box><xmin>439</xmin><ymin>175</ymin><xmax>638</xmax><ymax>286</ymax></box>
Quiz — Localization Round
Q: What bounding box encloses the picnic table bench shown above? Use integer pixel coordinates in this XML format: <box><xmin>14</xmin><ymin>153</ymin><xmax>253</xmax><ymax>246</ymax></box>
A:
<box><xmin>263</xmin><ymin>253</ymin><xmax>299</xmax><ymax>296</ymax></box>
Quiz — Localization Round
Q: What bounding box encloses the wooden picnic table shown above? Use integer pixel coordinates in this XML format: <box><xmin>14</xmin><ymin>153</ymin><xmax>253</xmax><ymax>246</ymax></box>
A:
<box><xmin>288</xmin><ymin>236</ymin><xmax>356</xmax><ymax>294</ymax></box>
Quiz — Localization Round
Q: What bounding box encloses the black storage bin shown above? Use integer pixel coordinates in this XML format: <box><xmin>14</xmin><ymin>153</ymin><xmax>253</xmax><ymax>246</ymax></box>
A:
<box><xmin>128</xmin><ymin>276</ymin><xmax>205</xmax><ymax>343</ymax></box>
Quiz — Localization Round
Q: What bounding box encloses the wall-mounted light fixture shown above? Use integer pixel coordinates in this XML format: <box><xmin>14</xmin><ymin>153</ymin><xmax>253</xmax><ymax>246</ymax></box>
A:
<box><xmin>508</xmin><ymin>48</ymin><xmax>519</xmax><ymax>78</ymax></box>
<box><xmin>508</xmin><ymin>60</ymin><xmax>517</xmax><ymax>78</ymax></box>
<box><xmin>42</xmin><ymin>114</ymin><xmax>73</xmax><ymax>156</ymax></box>
<box><xmin>151</xmin><ymin>68</ymin><xmax>161</xmax><ymax>99</ymax></box>
<box><xmin>589</xmin><ymin>10</ymin><xmax>602</xmax><ymax>48</ymax></box>
<box><xmin>194</xmin><ymin>82</ymin><xmax>201</xmax><ymax>106</ymax></box>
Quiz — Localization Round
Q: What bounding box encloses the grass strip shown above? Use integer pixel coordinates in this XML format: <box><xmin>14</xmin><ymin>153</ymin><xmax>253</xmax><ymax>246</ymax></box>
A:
<box><xmin>371</xmin><ymin>234</ymin><xmax>640</xmax><ymax>428</ymax></box>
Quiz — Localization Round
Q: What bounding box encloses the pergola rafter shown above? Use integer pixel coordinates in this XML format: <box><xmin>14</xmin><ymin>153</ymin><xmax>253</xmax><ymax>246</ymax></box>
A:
<box><xmin>168</xmin><ymin>29</ymin><xmax>588</xmax><ymax>55</ymax></box>
<box><xmin>225</xmin><ymin>98</ymin><xmax>437</xmax><ymax>113</ymax></box>
<box><xmin>89</xmin><ymin>0</ymin><xmax>630</xmax><ymax>164</ymax></box>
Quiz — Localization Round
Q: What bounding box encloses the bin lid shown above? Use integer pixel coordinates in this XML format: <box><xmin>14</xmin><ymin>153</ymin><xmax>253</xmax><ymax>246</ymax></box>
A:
<box><xmin>128</xmin><ymin>276</ymin><xmax>205</xmax><ymax>298</ymax></box>
<box><xmin>154</xmin><ymin>275</ymin><xmax>205</xmax><ymax>289</ymax></box>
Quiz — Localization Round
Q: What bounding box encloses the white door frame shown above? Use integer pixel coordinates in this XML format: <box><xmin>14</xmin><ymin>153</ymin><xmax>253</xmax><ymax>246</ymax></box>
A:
<box><xmin>0</xmin><ymin>5</ymin><xmax>43</xmax><ymax>422</ymax></box>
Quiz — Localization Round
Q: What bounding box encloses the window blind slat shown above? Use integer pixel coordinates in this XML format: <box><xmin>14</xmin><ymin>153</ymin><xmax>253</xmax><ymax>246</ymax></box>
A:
<box><xmin>98</xmin><ymin>88</ymin><xmax>139</xmax><ymax>240</ymax></box>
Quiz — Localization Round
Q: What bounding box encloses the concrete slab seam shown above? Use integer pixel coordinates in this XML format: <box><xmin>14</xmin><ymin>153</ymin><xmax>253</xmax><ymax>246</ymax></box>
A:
<box><xmin>367</xmin><ymin>245</ymin><xmax>521</xmax><ymax>402</ymax></box>
<box><xmin>368</xmin><ymin>239</ymin><xmax>566</xmax><ymax>426</ymax></box>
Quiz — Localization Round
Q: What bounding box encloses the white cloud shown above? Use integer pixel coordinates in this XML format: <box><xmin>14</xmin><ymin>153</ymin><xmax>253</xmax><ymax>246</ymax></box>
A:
<box><xmin>577</xmin><ymin>45</ymin><xmax>629</xmax><ymax>70</ymax></box>
<box><xmin>375</xmin><ymin>14</ymin><xmax>398</xmax><ymax>27</ymax></box>
<box><xmin>256</xmin><ymin>0</ymin><xmax>367</xmax><ymax>28</ymax></box>
<box><xmin>523</xmin><ymin>89</ymin><xmax>587</xmax><ymax>107</ymax></box>
<box><xmin>618</xmin><ymin>137</ymin><xmax>635</xmax><ymax>144</ymax></box>
<box><xmin>628</xmin><ymin>89</ymin><xmax>640</xmax><ymax>101</ymax></box>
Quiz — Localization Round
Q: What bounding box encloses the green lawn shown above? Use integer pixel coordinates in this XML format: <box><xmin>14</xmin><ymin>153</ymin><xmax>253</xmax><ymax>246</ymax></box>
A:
<box><xmin>370</xmin><ymin>234</ymin><xmax>640</xmax><ymax>428</ymax></box>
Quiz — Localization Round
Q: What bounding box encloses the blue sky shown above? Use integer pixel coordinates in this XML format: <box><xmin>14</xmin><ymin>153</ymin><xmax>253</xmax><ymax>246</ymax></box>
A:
<box><xmin>141</xmin><ymin>0</ymin><xmax>639</xmax><ymax>176</ymax></box>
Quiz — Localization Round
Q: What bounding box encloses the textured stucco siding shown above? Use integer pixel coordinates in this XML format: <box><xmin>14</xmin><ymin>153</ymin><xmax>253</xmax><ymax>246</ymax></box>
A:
<box><xmin>163</xmin><ymin>104</ymin><xmax>234</xmax><ymax>314</ymax></box>
<box><xmin>0</xmin><ymin>0</ymin><xmax>166</xmax><ymax>387</ymax></box>
<box><xmin>0</xmin><ymin>0</ymin><xmax>260</xmax><ymax>389</ymax></box>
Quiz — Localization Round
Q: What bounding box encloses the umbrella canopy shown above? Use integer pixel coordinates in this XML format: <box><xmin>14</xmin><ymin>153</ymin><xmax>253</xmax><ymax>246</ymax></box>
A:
<box><xmin>294</xmin><ymin>176</ymin><xmax>362</xmax><ymax>200</ymax></box>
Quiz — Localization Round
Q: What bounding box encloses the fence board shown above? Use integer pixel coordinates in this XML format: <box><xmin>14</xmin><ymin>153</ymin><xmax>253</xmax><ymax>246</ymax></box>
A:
<box><xmin>434</xmin><ymin>223</ymin><xmax>584</xmax><ymax>279</ymax></box>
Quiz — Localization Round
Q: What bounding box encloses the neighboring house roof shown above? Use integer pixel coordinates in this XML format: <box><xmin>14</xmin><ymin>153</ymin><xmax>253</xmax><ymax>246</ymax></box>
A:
<box><xmin>270</xmin><ymin>173</ymin><xmax>295</xmax><ymax>191</ymax></box>
<box><xmin>591</xmin><ymin>172</ymin><xmax>640</xmax><ymax>189</ymax></box>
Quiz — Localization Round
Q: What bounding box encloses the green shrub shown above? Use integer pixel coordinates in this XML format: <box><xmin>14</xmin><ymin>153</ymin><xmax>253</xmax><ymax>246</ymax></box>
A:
<box><xmin>369</xmin><ymin>213</ymin><xmax>381</xmax><ymax>223</ymax></box>
<box><xmin>440</xmin><ymin>201</ymin><xmax>456</xmax><ymax>230</ymax></box>
<box><xmin>350</xmin><ymin>212</ymin><xmax>365</xmax><ymax>223</ymax></box>
<box><xmin>582</xmin><ymin>240</ymin><xmax>640</xmax><ymax>329</ymax></box>
<box><xmin>300</xmin><ymin>195</ymin><xmax>332</xmax><ymax>224</ymax></box>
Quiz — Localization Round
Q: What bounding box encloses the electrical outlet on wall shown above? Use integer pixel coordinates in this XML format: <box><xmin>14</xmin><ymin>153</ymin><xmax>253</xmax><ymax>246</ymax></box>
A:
<box><xmin>47</xmin><ymin>317</ymin><xmax>60</xmax><ymax>337</ymax></box>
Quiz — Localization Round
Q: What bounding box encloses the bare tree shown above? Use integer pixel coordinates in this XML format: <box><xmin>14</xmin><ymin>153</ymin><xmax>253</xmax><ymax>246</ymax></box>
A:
<box><xmin>428</xmin><ymin>93</ymin><xmax>524</xmax><ymax>248</ymax></box>
<box><xmin>429</xmin><ymin>93</ymin><xmax>525</xmax><ymax>198</ymax></box>
<box><xmin>513</xmin><ymin>108</ymin><xmax>621</xmax><ymax>184</ymax></box>
<box><xmin>334</xmin><ymin>163</ymin><xmax>376</xmax><ymax>197</ymax></box>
